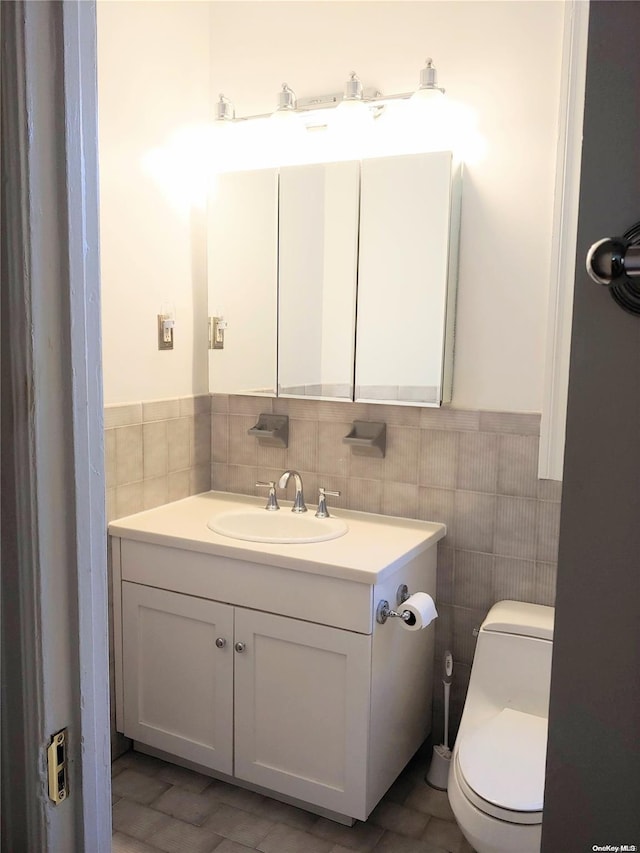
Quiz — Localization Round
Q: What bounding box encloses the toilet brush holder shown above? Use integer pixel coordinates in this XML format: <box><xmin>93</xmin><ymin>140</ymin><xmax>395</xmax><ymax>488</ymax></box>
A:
<box><xmin>426</xmin><ymin>743</ymin><xmax>452</xmax><ymax>790</ymax></box>
<box><xmin>426</xmin><ymin>650</ymin><xmax>453</xmax><ymax>791</ymax></box>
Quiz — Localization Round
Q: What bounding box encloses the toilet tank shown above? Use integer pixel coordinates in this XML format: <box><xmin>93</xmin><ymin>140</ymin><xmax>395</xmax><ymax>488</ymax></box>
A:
<box><xmin>463</xmin><ymin>601</ymin><xmax>555</xmax><ymax>724</ymax></box>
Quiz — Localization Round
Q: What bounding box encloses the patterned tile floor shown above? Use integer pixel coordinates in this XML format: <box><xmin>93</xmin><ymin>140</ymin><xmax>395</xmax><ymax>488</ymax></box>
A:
<box><xmin>111</xmin><ymin>745</ymin><xmax>475</xmax><ymax>853</ymax></box>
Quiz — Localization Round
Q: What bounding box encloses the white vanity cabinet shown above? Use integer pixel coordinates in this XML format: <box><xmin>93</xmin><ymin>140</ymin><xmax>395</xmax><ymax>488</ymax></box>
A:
<box><xmin>121</xmin><ymin>580</ymin><xmax>371</xmax><ymax>817</ymax></box>
<box><xmin>110</xmin><ymin>492</ymin><xmax>446</xmax><ymax>823</ymax></box>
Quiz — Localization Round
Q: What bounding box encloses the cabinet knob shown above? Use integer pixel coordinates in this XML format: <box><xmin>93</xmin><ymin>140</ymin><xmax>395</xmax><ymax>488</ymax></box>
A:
<box><xmin>234</xmin><ymin>642</ymin><xmax>246</xmax><ymax>653</ymax></box>
<box><xmin>215</xmin><ymin>637</ymin><xmax>227</xmax><ymax>649</ymax></box>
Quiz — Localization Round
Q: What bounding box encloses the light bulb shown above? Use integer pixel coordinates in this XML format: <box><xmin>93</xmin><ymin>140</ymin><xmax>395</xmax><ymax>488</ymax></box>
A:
<box><xmin>209</xmin><ymin>94</ymin><xmax>245</xmax><ymax>172</ymax></box>
<box><xmin>333</xmin><ymin>97</ymin><xmax>374</xmax><ymax>128</ymax></box>
<box><xmin>265</xmin><ymin>84</ymin><xmax>307</xmax><ymax>166</ymax></box>
<box><xmin>211</xmin><ymin>122</ymin><xmax>239</xmax><ymax>173</ymax></box>
<box><xmin>411</xmin><ymin>58</ymin><xmax>444</xmax><ymax>99</ymax></box>
<box><xmin>411</xmin><ymin>86</ymin><xmax>445</xmax><ymax>105</ymax></box>
<box><xmin>405</xmin><ymin>59</ymin><xmax>452</xmax><ymax>152</ymax></box>
<box><xmin>327</xmin><ymin>72</ymin><xmax>374</xmax><ymax>158</ymax></box>
<box><xmin>410</xmin><ymin>58</ymin><xmax>447</xmax><ymax>122</ymax></box>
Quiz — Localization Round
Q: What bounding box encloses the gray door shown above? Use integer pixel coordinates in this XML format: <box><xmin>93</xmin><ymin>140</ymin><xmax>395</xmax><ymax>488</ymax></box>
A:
<box><xmin>542</xmin><ymin>1</ymin><xmax>640</xmax><ymax>848</ymax></box>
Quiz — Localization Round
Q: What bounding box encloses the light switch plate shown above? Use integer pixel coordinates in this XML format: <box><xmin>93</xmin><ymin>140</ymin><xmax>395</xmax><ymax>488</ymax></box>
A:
<box><xmin>157</xmin><ymin>315</ymin><xmax>174</xmax><ymax>350</ymax></box>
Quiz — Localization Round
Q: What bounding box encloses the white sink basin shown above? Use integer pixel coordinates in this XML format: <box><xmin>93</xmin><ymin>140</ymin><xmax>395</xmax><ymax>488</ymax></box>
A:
<box><xmin>207</xmin><ymin>509</ymin><xmax>348</xmax><ymax>544</ymax></box>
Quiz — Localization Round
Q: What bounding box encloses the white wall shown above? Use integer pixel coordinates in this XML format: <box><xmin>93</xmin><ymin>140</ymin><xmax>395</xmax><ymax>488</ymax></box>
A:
<box><xmin>98</xmin><ymin>1</ymin><xmax>565</xmax><ymax>412</ymax></box>
<box><xmin>209</xmin><ymin>0</ymin><xmax>565</xmax><ymax>412</ymax></box>
<box><xmin>98</xmin><ymin>1</ymin><xmax>211</xmax><ymax>404</ymax></box>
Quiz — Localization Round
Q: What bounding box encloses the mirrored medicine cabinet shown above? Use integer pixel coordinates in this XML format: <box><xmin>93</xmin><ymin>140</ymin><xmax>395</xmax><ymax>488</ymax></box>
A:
<box><xmin>207</xmin><ymin>151</ymin><xmax>462</xmax><ymax>407</ymax></box>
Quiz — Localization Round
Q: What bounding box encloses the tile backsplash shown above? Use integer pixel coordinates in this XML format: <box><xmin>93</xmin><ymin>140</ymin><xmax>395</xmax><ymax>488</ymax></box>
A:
<box><xmin>105</xmin><ymin>392</ymin><xmax>560</xmax><ymax>748</ymax></box>
<box><xmin>105</xmin><ymin>394</ymin><xmax>212</xmax><ymax>522</ymax></box>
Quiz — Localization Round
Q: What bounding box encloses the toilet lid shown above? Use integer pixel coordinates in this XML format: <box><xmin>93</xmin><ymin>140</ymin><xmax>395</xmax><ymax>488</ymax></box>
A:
<box><xmin>458</xmin><ymin>708</ymin><xmax>547</xmax><ymax>812</ymax></box>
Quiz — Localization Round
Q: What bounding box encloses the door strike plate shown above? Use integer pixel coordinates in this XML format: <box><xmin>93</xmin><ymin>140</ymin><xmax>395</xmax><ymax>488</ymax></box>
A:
<box><xmin>47</xmin><ymin>728</ymin><xmax>69</xmax><ymax>804</ymax></box>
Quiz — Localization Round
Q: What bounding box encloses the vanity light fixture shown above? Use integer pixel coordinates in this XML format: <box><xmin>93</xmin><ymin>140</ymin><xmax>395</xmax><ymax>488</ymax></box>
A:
<box><xmin>329</xmin><ymin>71</ymin><xmax>375</xmax><ymax>140</ymax></box>
<box><xmin>271</xmin><ymin>83</ymin><xmax>297</xmax><ymax>118</ymax></box>
<box><xmin>205</xmin><ymin>57</ymin><xmax>486</xmax><ymax>167</ymax></box>
<box><xmin>269</xmin><ymin>83</ymin><xmax>306</xmax><ymax>158</ymax></box>
<box><xmin>215</xmin><ymin>59</ymin><xmax>447</xmax><ymax>125</ymax></box>
<box><xmin>403</xmin><ymin>58</ymin><xmax>455</xmax><ymax>153</ymax></box>
<box><xmin>342</xmin><ymin>71</ymin><xmax>365</xmax><ymax>104</ymax></box>
<box><xmin>212</xmin><ymin>94</ymin><xmax>237</xmax><ymax>148</ymax></box>
<box><xmin>411</xmin><ymin>58</ymin><xmax>445</xmax><ymax>101</ymax></box>
<box><xmin>210</xmin><ymin>93</ymin><xmax>242</xmax><ymax>171</ymax></box>
<box><xmin>332</xmin><ymin>72</ymin><xmax>374</xmax><ymax>124</ymax></box>
<box><xmin>408</xmin><ymin>58</ymin><xmax>447</xmax><ymax>121</ymax></box>
<box><xmin>215</xmin><ymin>93</ymin><xmax>235</xmax><ymax>122</ymax></box>
<box><xmin>144</xmin><ymin>60</ymin><xmax>462</xmax><ymax>212</ymax></box>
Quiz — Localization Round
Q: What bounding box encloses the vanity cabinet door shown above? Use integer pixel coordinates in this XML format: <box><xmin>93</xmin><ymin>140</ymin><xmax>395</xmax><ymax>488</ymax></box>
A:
<box><xmin>122</xmin><ymin>583</ymin><xmax>234</xmax><ymax>774</ymax></box>
<box><xmin>233</xmin><ymin>608</ymin><xmax>372</xmax><ymax>819</ymax></box>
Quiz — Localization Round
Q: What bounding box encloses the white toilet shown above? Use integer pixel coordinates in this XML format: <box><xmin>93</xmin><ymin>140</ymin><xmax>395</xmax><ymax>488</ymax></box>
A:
<box><xmin>448</xmin><ymin>600</ymin><xmax>554</xmax><ymax>853</ymax></box>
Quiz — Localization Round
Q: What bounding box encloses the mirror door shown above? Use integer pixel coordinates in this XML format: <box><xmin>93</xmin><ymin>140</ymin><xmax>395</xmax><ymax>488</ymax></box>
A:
<box><xmin>355</xmin><ymin>151</ymin><xmax>460</xmax><ymax>405</ymax></box>
<box><xmin>278</xmin><ymin>160</ymin><xmax>360</xmax><ymax>400</ymax></box>
<box><xmin>208</xmin><ymin>168</ymin><xmax>278</xmax><ymax>395</ymax></box>
<box><xmin>207</xmin><ymin>153</ymin><xmax>460</xmax><ymax>406</ymax></box>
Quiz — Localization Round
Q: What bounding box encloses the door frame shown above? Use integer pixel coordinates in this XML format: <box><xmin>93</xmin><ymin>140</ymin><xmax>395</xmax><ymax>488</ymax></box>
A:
<box><xmin>539</xmin><ymin>0</ymin><xmax>589</xmax><ymax>480</ymax></box>
<box><xmin>1</xmin><ymin>1</ymin><xmax>111</xmax><ymax>850</ymax></box>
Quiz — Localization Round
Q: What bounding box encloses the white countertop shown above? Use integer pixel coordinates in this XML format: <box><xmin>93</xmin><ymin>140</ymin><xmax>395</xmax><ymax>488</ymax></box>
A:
<box><xmin>108</xmin><ymin>491</ymin><xmax>447</xmax><ymax>584</ymax></box>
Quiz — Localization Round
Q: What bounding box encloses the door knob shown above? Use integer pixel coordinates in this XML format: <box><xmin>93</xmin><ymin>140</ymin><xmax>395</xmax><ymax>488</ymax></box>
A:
<box><xmin>234</xmin><ymin>642</ymin><xmax>246</xmax><ymax>653</ymax></box>
<box><xmin>586</xmin><ymin>237</ymin><xmax>640</xmax><ymax>285</ymax></box>
<box><xmin>215</xmin><ymin>637</ymin><xmax>226</xmax><ymax>649</ymax></box>
<box><xmin>586</xmin><ymin>220</ymin><xmax>640</xmax><ymax>315</ymax></box>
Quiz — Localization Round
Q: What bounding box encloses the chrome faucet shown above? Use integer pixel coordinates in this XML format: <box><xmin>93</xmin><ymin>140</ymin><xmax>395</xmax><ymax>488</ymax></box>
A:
<box><xmin>277</xmin><ymin>469</ymin><xmax>307</xmax><ymax>513</ymax></box>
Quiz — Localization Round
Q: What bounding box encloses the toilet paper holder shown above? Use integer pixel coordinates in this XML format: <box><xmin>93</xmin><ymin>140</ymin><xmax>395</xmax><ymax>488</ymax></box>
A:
<box><xmin>376</xmin><ymin>584</ymin><xmax>411</xmax><ymax>625</ymax></box>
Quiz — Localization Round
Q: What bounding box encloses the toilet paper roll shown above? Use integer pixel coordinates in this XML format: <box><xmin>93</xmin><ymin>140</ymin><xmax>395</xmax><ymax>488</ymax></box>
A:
<box><xmin>400</xmin><ymin>592</ymin><xmax>438</xmax><ymax>631</ymax></box>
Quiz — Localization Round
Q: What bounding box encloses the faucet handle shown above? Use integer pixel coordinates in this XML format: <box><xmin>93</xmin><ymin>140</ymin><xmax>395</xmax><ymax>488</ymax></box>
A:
<box><xmin>316</xmin><ymin>486</ymin><xmax>341</xmax><ymax>519</ymax></box>
<box><xmin>256</xmin><ymin>481</ymin><xmax>280</xmax><ymax>511</ymax></box>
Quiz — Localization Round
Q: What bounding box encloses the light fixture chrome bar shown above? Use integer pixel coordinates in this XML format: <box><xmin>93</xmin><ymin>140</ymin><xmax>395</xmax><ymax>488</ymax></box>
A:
<box><xmin>224</xmin><ymin>89</ymin><xmax>420</xmax><ymax>124</ymax></box>
<box><xmin>368</xmin><ymin>91</ymin><xmax>417</xmax><ymax>103</ymax></box>
<box><xmin>296</xmin><ymin>92</ymin><xmax>342</xmax><ymax>110</ymax></box>
<box><xmin>296</xmin><ymin>87</ymin><xmax>383</xmax><ymax>111</ymax></box>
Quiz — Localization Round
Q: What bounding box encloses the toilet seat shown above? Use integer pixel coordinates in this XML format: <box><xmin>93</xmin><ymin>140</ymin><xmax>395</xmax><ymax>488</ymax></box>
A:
<box><xmin>456</xmin><ymin>708</ymin><xmax>547</xmax><ymax>826</ymax></box>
